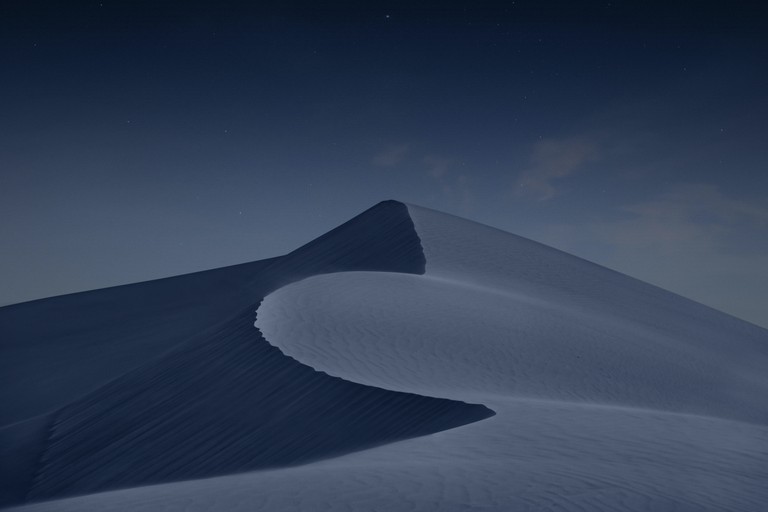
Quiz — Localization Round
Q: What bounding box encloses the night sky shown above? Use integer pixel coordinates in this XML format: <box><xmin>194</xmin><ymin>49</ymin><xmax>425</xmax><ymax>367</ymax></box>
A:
<box><xmin>2</xmin><ymin>2</ymin><xmax>767</xmax><ymax>327</ymax></box>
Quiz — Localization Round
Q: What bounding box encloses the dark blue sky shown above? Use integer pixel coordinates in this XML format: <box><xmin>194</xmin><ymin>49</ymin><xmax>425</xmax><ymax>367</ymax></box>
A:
<box><xmin>2</xmin><ymin>1</ymin><xmax>767</xmax><ymax>326</ymax></box>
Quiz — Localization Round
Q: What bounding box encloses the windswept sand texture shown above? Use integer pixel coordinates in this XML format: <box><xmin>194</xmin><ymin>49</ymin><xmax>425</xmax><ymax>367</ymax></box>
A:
<box><xmin>3</xmin><ymin>201</ymin><xmax>768</xmax><ymax>511</ymax></box>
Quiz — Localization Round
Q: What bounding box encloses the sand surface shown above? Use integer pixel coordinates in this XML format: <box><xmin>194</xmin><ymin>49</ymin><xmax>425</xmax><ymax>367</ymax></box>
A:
<box><xmin>3</xmin><ymin>201</ymin><xmax>767</xmax><ymax>511</ymax></box>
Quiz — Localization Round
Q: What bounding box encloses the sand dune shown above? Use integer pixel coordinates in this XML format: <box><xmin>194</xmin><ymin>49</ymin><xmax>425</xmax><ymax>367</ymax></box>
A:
<box><xmin>2</xmin><ymin>201</ymin><xmax>767</xmax><ymax>511</ymax></box>
<box><xmin>2</xmin><ymin>201</ymin><xmax>492</xmax><ymax>506</ymax></box>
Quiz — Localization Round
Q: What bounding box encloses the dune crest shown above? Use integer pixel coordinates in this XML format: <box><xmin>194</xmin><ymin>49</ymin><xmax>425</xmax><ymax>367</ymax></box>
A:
<box><xmin>4</xmin><ymin>201</ymin><xmax>768</xmax><ymax>511</ymax></box>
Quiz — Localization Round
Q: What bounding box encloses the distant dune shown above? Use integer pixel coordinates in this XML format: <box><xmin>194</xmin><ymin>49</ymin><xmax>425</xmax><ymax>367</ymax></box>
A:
<box><xmin>2</xmin><ymin>201</ymin><xmax>767</xmax><ymax>511</ymax></box>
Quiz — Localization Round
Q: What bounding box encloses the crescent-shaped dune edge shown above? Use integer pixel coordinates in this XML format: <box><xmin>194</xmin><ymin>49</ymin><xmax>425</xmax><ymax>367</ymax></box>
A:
<box><xmin>2</xmin><ymin>201</ymin><xmax>767</xmax><ymax>511</ymax></box>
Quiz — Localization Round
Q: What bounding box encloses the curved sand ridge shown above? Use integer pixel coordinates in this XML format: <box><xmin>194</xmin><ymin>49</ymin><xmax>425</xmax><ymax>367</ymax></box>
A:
<box><xmin>256</xmin><ymin>272</ymin><xmax>768</xmax><ymax>421</ymax></box>
<box><xmin>250</xmin><ymin>203</ymin><xmax>768</xmax><ymax>511</ymax></box>
<box><xmin>257</xmin><ymin>204</ymin><xmax>768</xmax><ymax>423</ymax></box>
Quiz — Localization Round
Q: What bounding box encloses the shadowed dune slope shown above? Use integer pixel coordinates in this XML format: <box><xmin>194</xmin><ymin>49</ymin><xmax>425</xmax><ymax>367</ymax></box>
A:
<box><xmin>26</xmin><ymin>308</ymin><xmax>491</xmax><ymax>503</ymax></box>
<box><xmin>0</xmin><ymin>201</ymin><xmax>493</xmax><ymax>507</ymax></box>
<box><xmin>0</xmin><ymin>200</ymin><xmax>425</xmax><ymax>427</ymax></box>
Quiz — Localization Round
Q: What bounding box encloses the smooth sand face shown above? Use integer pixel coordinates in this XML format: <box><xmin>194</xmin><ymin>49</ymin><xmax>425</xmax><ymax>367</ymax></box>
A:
<box><xmin>255</xmin><ymin>204</ymin><xmax>768</xmax><ymax>511</ymax></box>
<box><xmin>257</xmin><ymin>271</ymin><xmax>768</xmax><ymax>421</ymax></box>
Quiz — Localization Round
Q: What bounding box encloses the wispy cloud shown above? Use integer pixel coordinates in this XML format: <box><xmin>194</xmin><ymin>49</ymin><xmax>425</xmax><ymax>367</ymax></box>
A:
<box><xmin>372</xmin><ymin>144</ymin><xmax>410</xmax><ymax>167</ymax></box>
<box><xmin>423</xmin><ymin>155</ymin><xmax>452</xmax><ymax>178</ymax></box>
<box><xmin>515</xmin><ymin>137</ymin><xmax>599</xmax><ymax>200</ymax></box>
<box><xmin>603</xmin><ymin>184</ymin><xmax>768</xmax><ymax>250</ymax></box>
<box><xmin>530</xmin><ymin>183</ymin><xmax>768</xmax><ymax>326</ymax></box>
<box><xmin>422</xmin><ymin>155</ymin><xmax>474</xmax><ymax>212</ymax></box>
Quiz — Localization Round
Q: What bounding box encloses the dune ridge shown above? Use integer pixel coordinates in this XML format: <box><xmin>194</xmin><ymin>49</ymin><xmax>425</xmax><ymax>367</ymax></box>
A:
<box><xmin>4</xmin><ymin>201</ymin><xmax>768</xmax><ymax>511</ymax></box>
<box><xmin>248</xmin><ymin>203</ymin><xmax>768</xmax><ymax>511</ymax></box>
<box><xmin>1</xmin><ymin>201</ymin><xmax>492</xmax><ymax>507</ymax></box>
